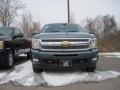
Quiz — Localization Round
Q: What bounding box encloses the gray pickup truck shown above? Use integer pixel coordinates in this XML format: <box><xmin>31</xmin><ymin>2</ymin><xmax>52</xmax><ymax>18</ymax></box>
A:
<box><xmin>31</xmin><ymin>23</ymin><xmax>99</xmax><ymax>73</ymax></box>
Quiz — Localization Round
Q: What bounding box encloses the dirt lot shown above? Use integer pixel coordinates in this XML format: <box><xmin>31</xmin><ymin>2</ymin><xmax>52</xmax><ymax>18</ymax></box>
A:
<box><xmin>0</xmin><ymin>56</ymin><xmax>120</xmax><ymax>90</ymax></box>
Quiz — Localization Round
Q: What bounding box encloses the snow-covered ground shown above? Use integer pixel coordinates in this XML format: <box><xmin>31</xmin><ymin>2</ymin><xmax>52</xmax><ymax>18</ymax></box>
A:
<box><xmin>0</xmin><ymin>61</ymin><xmax>120</xmax><ymax>87</ymax></box>
<box><xmin>100</xmin><ymin>52</ymin><xmax>120</xmax><ymax>58</ymax></box>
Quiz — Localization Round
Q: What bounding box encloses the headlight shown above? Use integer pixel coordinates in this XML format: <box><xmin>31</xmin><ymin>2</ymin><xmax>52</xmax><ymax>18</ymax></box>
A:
<box><xmin>0</xmin><ymin>41</ymin><xmax>4</xmax><ymax>49</ymax></box>
<box><xmin>32</xmin><ymin>39</ymin><xmax>41</xmax><ymax>49</ymax></box>
<box><xmin>90</xmin><ymin>38</ymin><xmax>97</xmax><ymax>49</ymax></box>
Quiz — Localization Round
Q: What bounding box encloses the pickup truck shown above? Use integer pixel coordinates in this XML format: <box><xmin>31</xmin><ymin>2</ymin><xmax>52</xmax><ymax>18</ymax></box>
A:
<box><xmin>0</xmin><ymin>27</ymin><xmax>31</xmax><ymax>69</ymax></box>
<box><xmin>31</xmin><ymin>23</ymin><xmax>99</xmax><ymax>73</ymax></box>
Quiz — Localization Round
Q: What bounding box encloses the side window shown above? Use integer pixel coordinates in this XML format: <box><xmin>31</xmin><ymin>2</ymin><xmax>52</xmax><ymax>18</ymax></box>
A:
<box><xmin>14</xmin><ymin>28</ymin><xmax>22</xmax><ymax>35</ymax></box>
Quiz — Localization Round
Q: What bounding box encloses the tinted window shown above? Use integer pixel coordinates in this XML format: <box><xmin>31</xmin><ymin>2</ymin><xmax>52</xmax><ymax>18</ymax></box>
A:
<box><xmin>0</xmin><ymin>27</ymin><xmax>14</xmax><ymax>36</ymax></box>
<box><xmin>42</xmin><ymin>24</ymin><xmax>83</xmax><ymax>33</ymax></box>
<box><xmin>14</xmin><ymin>28</ymin><xmax>21</xmax><ymax>35</ymax></box>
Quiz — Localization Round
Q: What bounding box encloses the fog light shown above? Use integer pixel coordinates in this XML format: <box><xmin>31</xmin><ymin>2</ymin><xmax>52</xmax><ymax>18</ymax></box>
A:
<box><xmin>48</xmin><ymin>60</ymin><xmax>52</xmax><ymax>63</ymax></box>
<box><xmin>33</xmin><ymin>59</ymin><xmax>39</xmax><ymax>62</ymax></box>
<box><xmin>92</xmin><ymin>58</ymin><xmax>98</xmax><ymax>61</ymax></box>
<box><xmin>80</xmin><ymin>61</ymin><xmax>84</xmax><ymax>63</ymax></box>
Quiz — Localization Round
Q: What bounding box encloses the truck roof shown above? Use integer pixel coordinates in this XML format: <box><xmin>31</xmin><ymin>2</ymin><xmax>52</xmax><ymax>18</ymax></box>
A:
<box><xmin>45</xmin><ymin>23</ymin><xmax>80</xmax><ymax>26</ymax></box>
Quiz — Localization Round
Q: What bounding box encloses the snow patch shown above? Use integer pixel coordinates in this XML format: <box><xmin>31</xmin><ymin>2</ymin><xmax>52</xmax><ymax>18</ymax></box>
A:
<box><xmin>42</xmin><ymin>71</ymin><xmax>120</xmax><ymax>86</ymax></box>
<box><xmin>0</xmin><ymin>61</ymin><xmax>120</xmax><ymax>86</ymax></box>
<box><xmin>19</xmin><ymin>54</ymin><xmax>27</xmax><ymax>57</ymax></box>
<box><xmin>100</xmin><ymin>52</ymin><xmax>120</xmax><ymax>58</ymax></box>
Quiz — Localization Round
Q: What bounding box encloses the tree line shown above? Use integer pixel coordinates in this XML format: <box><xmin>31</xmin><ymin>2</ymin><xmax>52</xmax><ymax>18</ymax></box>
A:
<box><xmin>84</xmin><ymin>15</ymin><xmax>120</xmax><ymax>52</ymax></box>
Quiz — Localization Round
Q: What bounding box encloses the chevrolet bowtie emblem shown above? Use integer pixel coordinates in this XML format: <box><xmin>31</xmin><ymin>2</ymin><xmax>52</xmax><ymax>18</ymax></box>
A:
<box><xmin>61</xmin><ymin>41</ymin><xmax>70</xmax><ymax>48</ymax></box>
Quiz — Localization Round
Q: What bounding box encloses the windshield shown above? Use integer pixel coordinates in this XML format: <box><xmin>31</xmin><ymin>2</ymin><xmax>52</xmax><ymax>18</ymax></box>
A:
<box><xmin>42</xmin><ymin>24</ymin><xmax>83</xmax><ymax>33</ymax></box>
<box><xmin>0</xmin><ymin>27</ymin><xmax>13</xmax><ymax>36</ymax></box>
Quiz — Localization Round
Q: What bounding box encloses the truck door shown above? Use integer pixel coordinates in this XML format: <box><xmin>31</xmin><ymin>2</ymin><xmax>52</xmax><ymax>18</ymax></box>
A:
<box><xmin>12</xmin><ymin>28</ymin><xmax>31</xmax><ymax>49</ymax></box>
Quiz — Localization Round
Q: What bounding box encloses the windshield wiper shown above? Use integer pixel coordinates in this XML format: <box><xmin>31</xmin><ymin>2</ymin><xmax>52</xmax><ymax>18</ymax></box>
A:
<box><xmin>67</xmin><ymin>31</ymin><xmax>78</xmax><ymax>32</ymax></box>
<box><xmin>51</xmin><ymin>31</ymin><xmax>60</xmax><ymax>33</ymax></box>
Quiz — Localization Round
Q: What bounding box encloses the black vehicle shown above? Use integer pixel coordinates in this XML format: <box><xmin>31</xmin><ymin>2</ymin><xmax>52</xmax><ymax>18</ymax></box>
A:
<box><xmin>31</xmin><ymin>23</ymin><xmax>99</xmax><ymax>73</ymax></box>
<box><xmin>0</xmin><ymin>27</ymin><xmax>31</xmax><ymax>69</ymax></box>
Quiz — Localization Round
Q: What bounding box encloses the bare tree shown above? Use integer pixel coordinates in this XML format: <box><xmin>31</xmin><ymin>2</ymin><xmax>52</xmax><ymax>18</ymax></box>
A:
<box><xmin>84</xmin><ymin>15</ymin><xmax>119</xmax><ymax>52</ymax></box>
<box><xmin>32</xmin><ymin>22</ymin><xmax>41</xmax><ymax>33</ymax></box>
<box><xmin>103</xmin><ymin>15</ymin><xmax>118</xmax><ymax>36</ymax></box>
<box><xmin>70</xmin><ymin>12</ymin><xmax>75</xmax><ymax>23</ymax></box>
<box><xmin>0</xmin><ymin>0</ymin><xmax>24</xmax><ymax>26</ymax></box>
<box><xmin>85</xmin><ymin>15</ymin><xmax>118</xmax><ymax>38</ymax></box>
<box><xmin>20</xmin><ymin>12</ymin><xmax>41</xmax><ymax>37</ymax></box>
<box><xmin>20</xmin><ymin>12</ymin><xmax>32</xmax><ymax>37</ymax></box>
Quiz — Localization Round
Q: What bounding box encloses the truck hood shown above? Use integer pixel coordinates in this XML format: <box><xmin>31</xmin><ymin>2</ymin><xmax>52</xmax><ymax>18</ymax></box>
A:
<box><xmin>0</xmin><ymin>36</ymin><xmax>12</xmax><ymax>41</ymax></box>
<box><xmin>34</xmin><ymin>32</ymin><xmax>95</xmax><ymax>39</ymax></box>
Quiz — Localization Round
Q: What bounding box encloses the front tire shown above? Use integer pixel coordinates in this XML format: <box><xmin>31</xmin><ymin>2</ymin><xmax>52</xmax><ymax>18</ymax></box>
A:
<box><xmin>4</xmin><ymin>51</ymin><xmax>14</xmax><ymax>69</ymax></box>
<box><xmin>86</xmin><ymin>62</ymin><xmax>96</xmax><ymax>72</ymax></box>
<box><xmin>27</xmin><ymin>52</ymin><xmax>31</xmax><ymax>59</ymax></box>
<box><xmin>86</xmin><ymin>67</ymin><xmax>96</xmax><ymax>72</ymax></box>
<box><xmin>32</xmin><ymin>63</ymin><xmax>43</xmax><ymax>73</ymax></box>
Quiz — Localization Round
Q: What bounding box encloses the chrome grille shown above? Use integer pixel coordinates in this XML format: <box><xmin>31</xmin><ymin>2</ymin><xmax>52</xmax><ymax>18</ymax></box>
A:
<box><xmin>40</xmin><ymin>38</ymin><xmax>91</xmax><ymax>51</ymax></box>
<box><xmin>41</xmin><ymin>39</ymin><xmax>89</xmax><ymax>42</ymax></box>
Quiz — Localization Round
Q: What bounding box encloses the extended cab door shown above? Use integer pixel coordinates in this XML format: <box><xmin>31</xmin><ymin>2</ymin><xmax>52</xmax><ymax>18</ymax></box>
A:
<box><xmin>12</xmin><ymin>28</ymin><xmax>31</xmax><ymax>49</ymax></box>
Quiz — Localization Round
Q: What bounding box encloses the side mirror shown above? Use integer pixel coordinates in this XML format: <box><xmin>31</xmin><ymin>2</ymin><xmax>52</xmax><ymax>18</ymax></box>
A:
<box><xmin>32</xmin><ymin>32</ymin><xmax>40</xmax><ymax>36</ymax></box>
<box><xmin>84</xmin><ymin>29</ymin><xmax>93</xmax><ymax>34</ymax></box>
<box><xmin>89</xmin><ymin>32</ymin><xmax>93</xmax><ymax>34</ymax></box>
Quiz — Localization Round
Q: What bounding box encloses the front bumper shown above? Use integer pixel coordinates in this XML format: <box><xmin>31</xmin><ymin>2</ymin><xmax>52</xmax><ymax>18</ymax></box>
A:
<box><xmin>31</xmin><ymin>49</ymin><xmax>99</xmax><ymax>69</ymax></box>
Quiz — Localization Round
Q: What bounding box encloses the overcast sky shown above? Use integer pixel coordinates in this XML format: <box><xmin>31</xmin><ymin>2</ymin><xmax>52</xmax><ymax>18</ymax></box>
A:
<box><xmin>21</xmin><ymin>0</ymin><xmax>120</xmax><ymax>27</ymax></box>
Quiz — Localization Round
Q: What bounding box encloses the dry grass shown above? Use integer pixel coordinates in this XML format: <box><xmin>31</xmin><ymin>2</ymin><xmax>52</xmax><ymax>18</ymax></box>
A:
<box><xmin>97</xmin><ymin>33</ymin><xmax>120</xmax><ymax>52</ymax></box>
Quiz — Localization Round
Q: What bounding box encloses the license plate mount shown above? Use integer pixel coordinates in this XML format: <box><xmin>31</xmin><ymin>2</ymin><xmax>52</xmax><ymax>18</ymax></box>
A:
<box><xmin>60</xmin><ymin>60</ymin><xmax>72</xmax><ymax>67</ymax></box>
